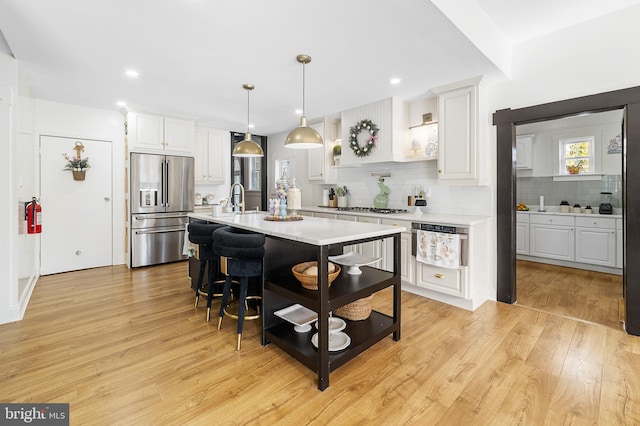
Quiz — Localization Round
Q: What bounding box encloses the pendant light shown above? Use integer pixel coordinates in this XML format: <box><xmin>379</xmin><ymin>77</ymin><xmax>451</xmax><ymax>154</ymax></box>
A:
<box><xmin>232</xmin><ymin>83</ymin><xmax>264</xmax><ymax>157</ymax></box>
<box><xmin>284</xmin><ymin>54</ymin><xmax>323</xmax><ymax>149</ymax></box>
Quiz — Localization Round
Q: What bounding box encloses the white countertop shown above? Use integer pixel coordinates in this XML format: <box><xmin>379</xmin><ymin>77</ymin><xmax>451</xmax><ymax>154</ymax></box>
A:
<box><xmin>516</xmin><ymin>209</ymin><xmax>622</xmax><ymax>219</ymax></box>
<box><xmin>189</xmin><ymin>211</ymin><xmax>405</xmax><ymax>246</ymax></box>
<box><xmin>300</xmin><ymin>206</ymin><xmax>490</xmax><ymax>227</ymax></box>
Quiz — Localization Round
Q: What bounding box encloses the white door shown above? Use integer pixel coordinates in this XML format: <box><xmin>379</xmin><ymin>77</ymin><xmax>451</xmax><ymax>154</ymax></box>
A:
<box><xmin>40</xmin><ymin>136</ymin><xmax>113</xmax><ymax>275</ymax></box>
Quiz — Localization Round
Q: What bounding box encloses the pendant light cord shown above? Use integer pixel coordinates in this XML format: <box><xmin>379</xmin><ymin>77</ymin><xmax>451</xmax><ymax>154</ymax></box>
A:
<box><xmin>302</xmin><ymin>61</ymin><xmax>306</xmax><ymax>116</ymax></box>
<box><xmin>246</xmin><ymin>89</ymin><xmax>251</xmax><ymax>133</ymax></box>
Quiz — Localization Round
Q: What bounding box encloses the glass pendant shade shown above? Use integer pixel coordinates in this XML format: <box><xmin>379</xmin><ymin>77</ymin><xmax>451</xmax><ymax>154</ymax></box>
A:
<box><xmin>233</xmin><ymin>84</ymin><xmax>264</xmax><ymax>157</ymax></box>
<box><xmin>285</xmin><ymin>54</ymin><xmax>323</xmax><ymax>149</ymax></box>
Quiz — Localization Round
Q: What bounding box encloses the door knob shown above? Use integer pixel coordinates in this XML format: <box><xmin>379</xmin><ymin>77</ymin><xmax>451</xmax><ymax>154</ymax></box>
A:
<box><xmin>104</xmin><ymin>197</ymin><xmax>111</xmax><ymax>201</ymax></box>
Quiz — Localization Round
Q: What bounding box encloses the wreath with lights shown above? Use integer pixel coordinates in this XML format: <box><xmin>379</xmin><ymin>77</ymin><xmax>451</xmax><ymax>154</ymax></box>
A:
<box><xmin>349</xmin><ymin>119</ymin><xmax>379</xmax><ymax>157</ymax></box>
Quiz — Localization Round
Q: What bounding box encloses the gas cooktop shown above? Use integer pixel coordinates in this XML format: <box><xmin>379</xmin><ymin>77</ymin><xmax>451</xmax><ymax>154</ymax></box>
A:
<box><xmin>337</xmin><ymin>207</ymin><xmax>409</xmax><ymax>214</ymax></box>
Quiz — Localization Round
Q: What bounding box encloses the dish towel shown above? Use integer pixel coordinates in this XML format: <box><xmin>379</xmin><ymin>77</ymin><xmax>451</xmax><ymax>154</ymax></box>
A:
<box><xmin>182</xmin><ymin>224</ymin><xmax>197</xmax><ymax>257</ymax></box>
<box><xmin>416</xmin><ymin>230</ymin><xmax>461</xmax><ymax>269</ymax></box>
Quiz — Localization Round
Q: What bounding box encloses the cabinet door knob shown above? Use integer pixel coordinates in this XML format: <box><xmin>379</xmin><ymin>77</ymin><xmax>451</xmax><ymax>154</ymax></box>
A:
<box><xmin>435</xmin><ymin>273</ymin><xmax>444</xmax><ymax>279</ymax></box>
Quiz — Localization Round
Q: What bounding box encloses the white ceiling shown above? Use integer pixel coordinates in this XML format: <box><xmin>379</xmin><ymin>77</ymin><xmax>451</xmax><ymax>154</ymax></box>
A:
<box><xmin>0</xmin><ymin>0</ymin><xmax>638</xmax><ymax>136</ymax></box>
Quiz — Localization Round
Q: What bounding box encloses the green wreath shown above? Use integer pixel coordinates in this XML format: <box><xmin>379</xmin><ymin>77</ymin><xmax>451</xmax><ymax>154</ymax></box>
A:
<box><xmin>349</xmin><ymin>119</ymin><xmax>379</xmax><ymax>157</ymax></box>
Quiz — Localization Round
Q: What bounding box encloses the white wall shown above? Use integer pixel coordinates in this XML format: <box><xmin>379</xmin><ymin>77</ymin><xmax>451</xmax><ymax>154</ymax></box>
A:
<box><xmin>518</xmin><ymin>121</ymin><xmax>622</xmax><ymax>177</ymax></box>
<box><xmin>35</xmin><ymin>100</ymin><xmax>127</xmax><ymax>266</ymax></box>
<box><xmin>0</xmin><ymin>52</ymin><xmax>19</xmax><ymax>324</ymax></box>
<box><xmin>490</xmin><ymin>5</ymin><xmax>640</xmax><ymax>111</ymax></box>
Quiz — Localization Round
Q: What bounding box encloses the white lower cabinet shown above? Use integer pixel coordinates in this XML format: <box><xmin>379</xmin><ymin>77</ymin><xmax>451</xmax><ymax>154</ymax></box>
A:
<box><xmin>516</xmin><ymin>212</ymin><xmax>529</xmax><ymax>255</ymax></box>
<box><xmin>380</xmin><ymin>219</ymin><xmax>414</xmax><ymax>284</ymax></box>
<box><xmin>575</xmin><ymin>216</ymin><xmax>616</xmax><ymax>267</ymax></box>
<box><xmin>416</xmin><ymin>263</ymin><xmax>468</xmax><ymax>299</ymax></box>
<box><xmin>617</xmin><ymin>219</ymin><xmax>623</xmax><ymax>268</ymax></box>
<box><xmin>336</xmin><ymin>214</ymin><xmax>358</xmax><ymax>254</ymax></box>
<box><xmin>356</xmin><ymin>216</ymin><xmax>381</xmax><ymax>262</ymax></box>
<box><xmin>529</xmin><ymin>214</ymin><xmax>575</xmax><ymax>261</ymax></box>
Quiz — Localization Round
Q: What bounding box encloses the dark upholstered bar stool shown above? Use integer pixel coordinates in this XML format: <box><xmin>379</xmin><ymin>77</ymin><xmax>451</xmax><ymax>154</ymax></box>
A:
<box><xmin>187</xmin><ymin>222</ymin><xmax>224</xmax><ymax>318</ymax></box>
<box><xmin>213</xmin><ymin>226</ymin><xmax>265</xmax><ymax>350</ymax></box>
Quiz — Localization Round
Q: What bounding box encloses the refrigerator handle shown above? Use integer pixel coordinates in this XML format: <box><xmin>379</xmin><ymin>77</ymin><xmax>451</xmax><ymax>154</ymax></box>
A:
<box><xmin>161</xmin><ymin>159</ymin><xmax>166</xmax><ymax>207</ymax></box>
<box><xmin>165</xmin><ymin>159</ymin><xmax>170</xmax><ymax>208</ymax></box>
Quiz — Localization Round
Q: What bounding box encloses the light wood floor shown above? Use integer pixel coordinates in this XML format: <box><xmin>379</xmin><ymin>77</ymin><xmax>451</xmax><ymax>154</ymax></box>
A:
<box><xmin>2</xmin><ymin>262</ymin><xmax>640</xmax><ymax>425</ymax></box>
<box><xmin>517</xmin><ymin>260</ymin><xmax>623</xmax><ymax>330</ymax></box>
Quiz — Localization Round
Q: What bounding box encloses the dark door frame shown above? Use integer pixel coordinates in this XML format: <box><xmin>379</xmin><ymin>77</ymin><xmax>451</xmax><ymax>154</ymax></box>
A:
<box><xmin>230</xmin><ymin>132</ymin><xmax>268</xmax><ymax>211</ymax></box>
<box><xmin>493</xmin><ymin>85</ymin><xmax>640</xmax><ymax>336</ymax></box>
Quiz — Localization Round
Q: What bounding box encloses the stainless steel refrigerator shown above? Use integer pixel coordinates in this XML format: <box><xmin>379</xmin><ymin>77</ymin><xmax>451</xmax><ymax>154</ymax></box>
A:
<box><xmin>130</xmin><ymin>153</ymin><xmax>194</xmax><ymax>267</ymax></box>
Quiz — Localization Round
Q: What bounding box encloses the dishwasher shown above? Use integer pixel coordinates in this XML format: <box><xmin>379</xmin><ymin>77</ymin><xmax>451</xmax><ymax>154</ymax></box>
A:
<box><xmin>411</xmin><ymin>223</ymin><xmax>469</xmax><ymax>266</ymax></box>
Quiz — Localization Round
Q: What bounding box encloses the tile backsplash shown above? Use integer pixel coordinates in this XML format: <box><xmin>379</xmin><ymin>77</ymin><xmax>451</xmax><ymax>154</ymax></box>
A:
<box><xmin>322</xmin><ymin>160</ymin><xmax>493</xmax><ymax>216</ymax></box>
<box><xmin>517</xmin><ymin>175</ymin><xmax>622</xmax><ymax>209</ymax></box>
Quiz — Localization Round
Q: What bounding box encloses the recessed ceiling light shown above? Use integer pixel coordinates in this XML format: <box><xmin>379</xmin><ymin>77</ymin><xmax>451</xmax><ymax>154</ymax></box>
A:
<box><xmin>295</xmin><ymin>109</ymin><xmax>303</xmax><ymax>115</ymax></box>
<box><xmin>125</xmin><ymin>69</ymin><xmax>139</xmax><ymax>78</ymax></box>
<box><xmin>117</xmin><ymin>101</ymin><xmax>127</xmax><ymax>107</ymax></box>
<box><xmin>390</xmin><ymin>77</ymin><xmax>401</xmax><ymax>85</ymax></box>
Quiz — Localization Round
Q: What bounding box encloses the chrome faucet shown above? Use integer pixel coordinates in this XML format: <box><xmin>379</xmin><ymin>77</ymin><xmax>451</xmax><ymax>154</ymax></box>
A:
<box><xmin>228</xmin><ymin>182</ymin><xmax>246</xmax><ymax>214</ymax></box>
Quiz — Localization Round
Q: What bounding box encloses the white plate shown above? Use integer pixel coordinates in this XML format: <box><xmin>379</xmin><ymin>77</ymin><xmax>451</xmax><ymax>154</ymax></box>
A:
<box><xmin>314</xmin><ymin>317</ymin><xmax>346</xmax><ymax>333</ymax></box>
<box><xmin>274</xmin><ymin>304</ymin><xmax>317</xmax><ymax>327</ymax></box>
<box><xmin>311</xmin><ymin>331</ymin><xmax>351</xmax><ymax>352</ymax></box>
<box><xmin>328</xmin><ymin>252</ymin><xmax>382</xmax><ymax>275</ymax></box>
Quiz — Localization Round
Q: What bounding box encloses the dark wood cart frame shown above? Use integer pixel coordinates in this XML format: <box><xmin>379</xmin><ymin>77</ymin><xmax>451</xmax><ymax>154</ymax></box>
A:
<box><xmin>261</xmin><ymin>233</ymin><xmax>402</xmax><ymax>391</ymax></box>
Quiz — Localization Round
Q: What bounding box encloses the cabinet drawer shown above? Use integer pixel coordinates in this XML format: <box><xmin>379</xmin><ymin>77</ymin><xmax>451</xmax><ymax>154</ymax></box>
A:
<box><xmin>416</xmin><ymin>263</ymin><xmax>467</xmax><ymax>299</ymax></box>
<box><xmin>575</xmin><ymin>216</ymin><xmax>616</xmax><ymax>229</ymax></box>
<box><xmin>516</xmin><ymin>212</ymin><xmax>529</xmax><ymax>224</ymax></box>
<box><xmin>380</xmin><ymin>219</ymin><xmax>412</xmax><ymax>231</ymax></box>
<box><xmin>529</xmin><ymin>214</ymin><xmax>574</xmax><ymax>226</ymax></box>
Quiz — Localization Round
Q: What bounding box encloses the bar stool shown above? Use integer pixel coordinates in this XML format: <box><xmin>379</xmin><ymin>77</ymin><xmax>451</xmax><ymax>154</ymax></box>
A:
<box><xmin>213</xmin><ymin>226</ymin><xmax>265</xmax><ymax>350</ymax></box>
<box><xmin>187</xmin><ymin>222</ymin><xmax>224</xmax><ymax>317</ymax></box>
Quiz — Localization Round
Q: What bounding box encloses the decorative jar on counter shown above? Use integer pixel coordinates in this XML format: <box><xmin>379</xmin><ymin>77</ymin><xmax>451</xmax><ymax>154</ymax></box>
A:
<box><xmin>287</xmin><ymin>178</ymin><xmax>302</xmax><ymax>216</ymax></box>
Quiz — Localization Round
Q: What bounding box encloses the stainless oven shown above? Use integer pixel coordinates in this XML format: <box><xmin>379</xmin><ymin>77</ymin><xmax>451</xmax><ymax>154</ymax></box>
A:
<box><xmin>411</xmin><ymin>223</ymin><xmax>469</xmax><ymax>266</ymax></box>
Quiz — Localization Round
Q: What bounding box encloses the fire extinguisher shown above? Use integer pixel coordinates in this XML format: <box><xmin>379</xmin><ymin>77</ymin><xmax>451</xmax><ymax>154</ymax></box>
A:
<box><xmin>25</xmin><ymin>197</ymin><xmax>42</xmax><ymax>234</ymax></box>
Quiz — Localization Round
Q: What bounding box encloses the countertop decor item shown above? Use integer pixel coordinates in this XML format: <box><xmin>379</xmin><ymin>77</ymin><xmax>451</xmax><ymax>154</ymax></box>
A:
<box><xmin>373</xmin><ymin>179</ymin><xmax>390</xmax><ymax>208</ymax></box>
<box><xmin>348</xmin><ymin>119</ymin><xmax>379</xmax><ymax>157</ymax></box>
<box><xmin>292</xmin><ymin>261</ymin><xmax>340</xmax><ymax>290</ymax></box>
<box><xmin>264</xmin><ymin>214</ymin><xmax>303</xmax><ymax>222</ymax></box>
<box><xmin>560</xmin><ymin>200</ymin><xmax>570</xmax><ymax>213</ymax></box>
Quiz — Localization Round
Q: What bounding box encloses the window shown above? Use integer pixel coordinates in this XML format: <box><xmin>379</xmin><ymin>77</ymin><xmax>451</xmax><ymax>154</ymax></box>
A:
<box><xmin>559</xmin><ymin>136</ymin><xmax>594</xmax><ymax>175</ymax></box>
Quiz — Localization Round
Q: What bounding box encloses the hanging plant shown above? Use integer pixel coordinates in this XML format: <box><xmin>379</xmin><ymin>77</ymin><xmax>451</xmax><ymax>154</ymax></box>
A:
<box><xmin>63</xmin><ymin>153</ymin><xmax>90</xmax><ymax>171</ymax></box>
<box><xmin>349</xmin><ymin>119</ymin><xmax>379</xmax><ymax>157</ymax></box>
<box><xmin>63</xmin><ymin>141</ymin><xmax>90</xmax><ymax>181</ymax></box>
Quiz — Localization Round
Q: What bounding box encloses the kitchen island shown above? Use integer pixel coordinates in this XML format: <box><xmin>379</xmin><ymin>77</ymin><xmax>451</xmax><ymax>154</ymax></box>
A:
<box><xmin>189</xmin><ymin>211</ymin><xmax>404</xmax><ymax>390</ymax></box>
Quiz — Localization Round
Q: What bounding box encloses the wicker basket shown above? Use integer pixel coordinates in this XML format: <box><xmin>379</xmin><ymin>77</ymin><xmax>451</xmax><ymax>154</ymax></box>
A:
<box><xmin>292</xmin><ymin>261</ymin><xmax>341</xmax><ymax>290</ymax></box>
<box><xmin>334</xmin><ymin>294</ymin><xmax>374</xmax><ymax>321</ymax></box>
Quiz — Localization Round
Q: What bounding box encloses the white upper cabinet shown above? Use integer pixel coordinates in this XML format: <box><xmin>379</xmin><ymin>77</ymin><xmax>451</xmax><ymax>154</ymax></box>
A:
<box><xmin>127</xmin><ymin>111</ymin><xmax>195</xmax><ymax>155</ymax></box>
<box><xmin>516</xmin><ymin>134</ymin><xmax>535</xmax><ymax>169</ymax></box>
<box><xmin>434</xmin><ymin>78</ymin><xmax>487</xmax><ymax>185</ymax></box>
<box><xmin>195</xmin><ymin>126</ymin><xmax>228</xmax><ymax>184</ymax></box>
<box><xmin>307</xmin><ymin>117</ymin><xmax>339</xmax><ymax>184</ymax></box>
<box><xmin>339</xmin><ymin>97</ymin><xmax>414</xmax><ymax>165</ymax></box>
